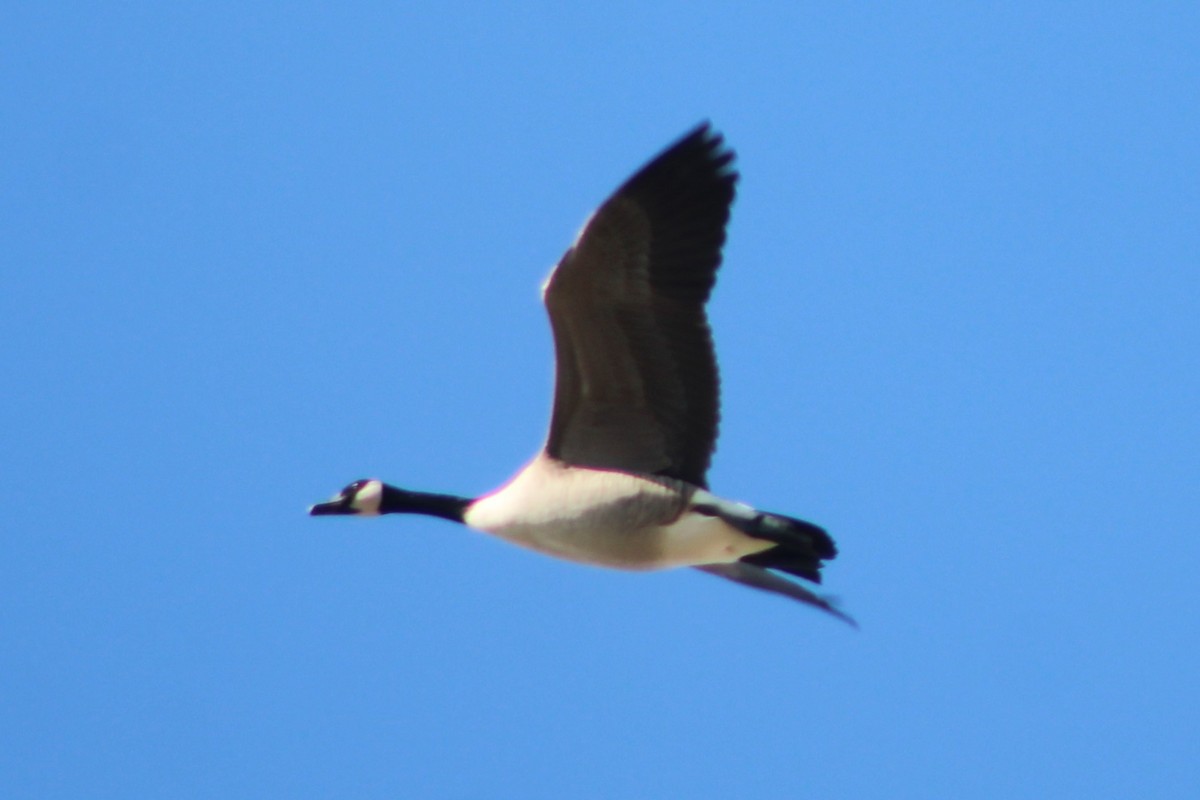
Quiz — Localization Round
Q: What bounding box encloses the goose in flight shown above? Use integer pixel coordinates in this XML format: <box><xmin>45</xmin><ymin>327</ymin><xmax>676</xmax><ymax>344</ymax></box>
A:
<box><xmin>311</xmin><ymin>124</ymin><xmax>851</xmax><ymax>624</ymax></box>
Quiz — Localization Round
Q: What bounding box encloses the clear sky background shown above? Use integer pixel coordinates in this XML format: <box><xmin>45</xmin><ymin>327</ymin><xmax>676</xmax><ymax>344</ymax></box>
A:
<box><xmin>3</xmin><ymin>3</ymin><xmax>1198</xmax><ymax>798</ymax></box>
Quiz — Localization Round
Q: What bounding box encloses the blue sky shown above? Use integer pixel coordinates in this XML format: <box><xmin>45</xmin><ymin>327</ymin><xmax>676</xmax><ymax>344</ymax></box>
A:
<box><xmin>3</xmin><ymin>3</ymin><xmax>1198</xmax><ymax>797</ymax></box>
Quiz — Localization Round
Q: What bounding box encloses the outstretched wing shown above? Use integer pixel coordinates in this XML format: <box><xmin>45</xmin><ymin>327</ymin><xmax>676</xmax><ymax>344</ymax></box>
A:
<box><xmin>695</xmin><ymin>564</ymin><xmax>857</xmax><ymax>626</ymax></box>
<box><xmin>542</xmin><ymin>124</ymin><xmax>737</xmax><ymax>488</ymax></box>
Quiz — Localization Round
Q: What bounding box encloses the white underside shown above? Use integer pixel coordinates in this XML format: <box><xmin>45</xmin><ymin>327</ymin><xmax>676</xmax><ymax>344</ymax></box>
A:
<box><xmin>463</xmin><ymin>456</ymin><xmax>772</xmax><ymax>570</ymax></box>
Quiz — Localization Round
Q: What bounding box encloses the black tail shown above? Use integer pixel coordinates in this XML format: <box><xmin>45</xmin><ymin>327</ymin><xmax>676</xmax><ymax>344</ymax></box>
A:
<box><xmin>690</xmin><ymin>500</ymin><xmax>849</xmax><ymax>622</ymax></box>
<box><xmin>692</xmin><ymin>500</ymin><xmax>838</xmax><ymax>583</ymax></box>
<box><xmin>735</xmin><ymin>511</ymin><xmax>837</xmax><ymax>584</ymax></box>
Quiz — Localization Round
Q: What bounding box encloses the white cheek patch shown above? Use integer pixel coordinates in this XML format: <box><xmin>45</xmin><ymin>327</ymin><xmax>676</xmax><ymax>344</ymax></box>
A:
<box><xmin>348</xmin><ymin>480</ymin><xmax>383</xmax><ymax>516</ymax></box>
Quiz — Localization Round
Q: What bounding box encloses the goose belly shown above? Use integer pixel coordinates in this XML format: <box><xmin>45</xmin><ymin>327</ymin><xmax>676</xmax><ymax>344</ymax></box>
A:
<box><xmin>463</xmin><ymin>465</ymin><xmax>771</xmax><ymax>569</ymax></box>
<box><xmin>473</xmin><ymin>507</ymin><xmax>767</xmax><ymax>570</ymax></box>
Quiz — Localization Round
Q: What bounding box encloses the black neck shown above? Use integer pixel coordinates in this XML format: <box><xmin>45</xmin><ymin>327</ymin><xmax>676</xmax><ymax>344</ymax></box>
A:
<box><xmin>379</xmin><ymin>484</ymin><xmax>471</xmax><ymax>523</ymax></box>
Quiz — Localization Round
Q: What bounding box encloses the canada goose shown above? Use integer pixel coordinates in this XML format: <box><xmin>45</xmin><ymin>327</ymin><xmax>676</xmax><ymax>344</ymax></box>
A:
<box><xmin>311</xmin><ymin>123</ymin><xmax>852</xmax><ymax>624</ymax></box>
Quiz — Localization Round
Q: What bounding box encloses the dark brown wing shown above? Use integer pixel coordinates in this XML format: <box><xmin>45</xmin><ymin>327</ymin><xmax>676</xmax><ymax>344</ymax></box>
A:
<box><xmin>542</xmin><ymin>123</ymin><xmax>737</xmax><ymax>488</ymax></box>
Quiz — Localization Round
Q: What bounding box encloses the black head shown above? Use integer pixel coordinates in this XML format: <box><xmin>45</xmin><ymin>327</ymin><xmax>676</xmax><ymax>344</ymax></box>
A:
<box><xmin>308</xmin><ymin>479</ymin><xmax>384</xmax><ymax>516</ymax></box>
